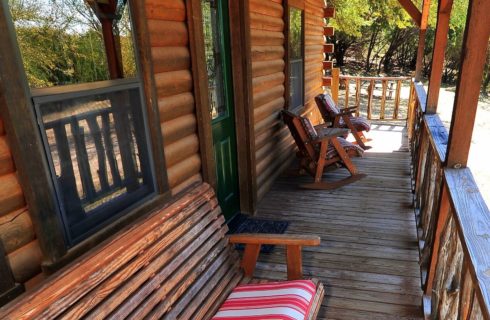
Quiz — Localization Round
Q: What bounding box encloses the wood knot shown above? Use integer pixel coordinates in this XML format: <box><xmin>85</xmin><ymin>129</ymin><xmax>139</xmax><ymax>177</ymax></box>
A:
<box><xmin>465</xmin><ymin>187</ymin><xmax>479</xmax><ymax>193</ymax></box>
<box><xmin>478</xmin><ymin>233</ymin><xmax>490</xmax><ymax>240</ymax></box>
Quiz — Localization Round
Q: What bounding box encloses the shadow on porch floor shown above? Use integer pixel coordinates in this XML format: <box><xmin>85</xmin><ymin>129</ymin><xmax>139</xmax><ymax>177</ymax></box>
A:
<box><xmin>253</xmin><ymin>125</ymin><xmax>423</xmax><ymax>319</ymax></box>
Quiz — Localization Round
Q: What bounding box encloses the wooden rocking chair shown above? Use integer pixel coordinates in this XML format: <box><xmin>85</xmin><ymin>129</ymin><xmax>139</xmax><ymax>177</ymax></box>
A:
<box><xmin>315</xmin><ymin>93</ymin><xmax>372</xmax><ymax>150</ymax></box>
<box><xmin>282</xmin><ymin>110</ymin><xmax>367</xmax><ymax>190</ymax></box>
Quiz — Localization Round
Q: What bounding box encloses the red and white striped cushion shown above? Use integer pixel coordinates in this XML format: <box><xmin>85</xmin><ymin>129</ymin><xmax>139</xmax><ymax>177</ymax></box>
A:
<box><xmin>212</xmin><ymin>280</ymin><xmax>316</xmax><ymax>320</ymax></box>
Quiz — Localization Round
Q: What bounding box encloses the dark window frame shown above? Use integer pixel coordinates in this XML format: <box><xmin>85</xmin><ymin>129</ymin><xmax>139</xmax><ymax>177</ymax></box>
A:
<box><xmin>32</xmin><ymin>79</ymin><xmax>157</xmax><ymax>245</ymax></box>
<box><xmin>0</xmin><ymin>0</ymin><xmax>171</xmax><ymax>268</ymax></box>
<box><xmin>284</xmin><ymin>1</ymin><xmax>305</xmax><ymax>114</ymax></box>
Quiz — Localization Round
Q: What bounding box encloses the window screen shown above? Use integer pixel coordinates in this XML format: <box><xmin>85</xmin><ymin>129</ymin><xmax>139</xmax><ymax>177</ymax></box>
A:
<box><xmin>289</xmin><ymin>7</ymin><xmax>304</xmax><ymax>110</ymax></box>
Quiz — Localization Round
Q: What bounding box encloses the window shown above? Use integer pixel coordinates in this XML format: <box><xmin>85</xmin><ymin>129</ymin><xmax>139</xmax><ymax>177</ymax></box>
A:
<box><xmin>10</xmin><ymin>0</ymin><xmax>155</xmax><ymax>245</ymax></box>
<box><xmin>288</xmin><ymin>7</ymin><xmax>304</xmax><ymax>110</ymax></box>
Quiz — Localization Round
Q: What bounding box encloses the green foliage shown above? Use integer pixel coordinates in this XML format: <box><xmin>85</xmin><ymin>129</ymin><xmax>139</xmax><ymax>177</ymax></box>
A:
<box><xmin>8</xmin><ymin>0</ymin><xmax>136</xmax><ymax>88</ymax></box>
<box><xmin>330</xmin><ymin>0</ymin><xmax>412</xmax><ymax>37</ymax></box>
<box><xmin>329</xmin><ymin>0</ymin><xmax>485</xmax><ymax>84</ymax></box>
<box><xmin>330</xmin><ymin>0</ymin><xmax>416</xmax><ymax>73</ymax></box>
<box><xmin>289</xmin><ymin>8</ymin><xmax>303</xmax><ymax>59</ymax></box>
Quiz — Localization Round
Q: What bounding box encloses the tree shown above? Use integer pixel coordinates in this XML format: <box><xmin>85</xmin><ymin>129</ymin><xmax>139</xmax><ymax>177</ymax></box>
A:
<box><xmin>8</xmin><ymin>0</ymin><xmax>136</xmax><ymax>88</ymax></box>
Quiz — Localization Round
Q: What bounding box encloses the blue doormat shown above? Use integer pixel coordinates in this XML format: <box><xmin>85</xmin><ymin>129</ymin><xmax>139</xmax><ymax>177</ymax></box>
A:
<box><xmin>227</xmin><ymin>214</ymin><xmax>289</xmax><ymax>253</ymax></box>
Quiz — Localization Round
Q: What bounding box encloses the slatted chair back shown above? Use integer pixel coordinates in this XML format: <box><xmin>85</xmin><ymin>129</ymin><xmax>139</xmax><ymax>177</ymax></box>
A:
<box><xmin>0</xmin><ymin>183</ymin><xmax>242</xmax><ymax>320</ymax></box>
<box><xmin>314</xmin><ymin>93</ymin><xmax>372</xmax><ymax>150</ymax></box>
<box><xmin>281</xmin><ymin>110</ymin><xmax>317</xmax><ymax>161</ymax></box>
<box><xmin>314</xmin><ymin>93</ymin><xmax>339</xmax><ymax>123</ymax></box>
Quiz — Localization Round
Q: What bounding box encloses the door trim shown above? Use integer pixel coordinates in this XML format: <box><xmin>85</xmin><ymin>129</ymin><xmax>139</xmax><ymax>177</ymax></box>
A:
<box><xmin>186</xmin><ymin>0</ymin><xmax>217</xmax><ymax>189</ymax></box>
<box><xmin>229</xmin><ymin>0</ymin><xmax>257</xmax><ymax>215</ymax></box>
<box><xmin>187</xmin><ymin>0</ymin><xmax>257</xmax><ymax>214</ymax></box>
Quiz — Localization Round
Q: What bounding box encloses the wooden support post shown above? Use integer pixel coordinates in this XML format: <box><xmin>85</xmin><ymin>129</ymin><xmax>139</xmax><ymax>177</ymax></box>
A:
<box><xmin>446</xmin><ymin>0</ymin><xmax>490</xmax><ymax>168</ymax></box>
<box><xmin>344</xmin><ymin>79</ymin><xmax>350</xmax><ymax>107</ymax></box>
<box><xmin>415</xmin><ymin>0</ymin><xmax>431</xmax><ymax>81</ymax></box>
<box><xmin>367</xmin><ymin>79</ymin><xmax>375</xmax><ymax>119</ymax></box>
<box><xmin>380</xmin><ymin>80</ymin><xmax>387</xmax><ymax>119</ymax></box>
<box><xmin>394</xmin><ymin>80</ymin><xmax>402</xmax><ymax>119</ymax></box>
<box><xmin>0</xmin><ymin>2</ymin><xmax>67</xmax><ymax>262</ymax></box>
<box><xmin>355</xmin><ymin>79</ymin><xmax>361</xmax><ymax>116</ymax></box>
<box><xmin>229</xmin><ymin>0</ymin><xmax>257</xmax><ymax>214</ymax></box>
<box><xmin>331</xmin><ymin>68</ymin><xmax>340</xmax><ymax>104</ymax></box>
<box><xmin>426</xmin><ymin>0</ymin><xmax>454</xmax><ymax>114</ymax></box>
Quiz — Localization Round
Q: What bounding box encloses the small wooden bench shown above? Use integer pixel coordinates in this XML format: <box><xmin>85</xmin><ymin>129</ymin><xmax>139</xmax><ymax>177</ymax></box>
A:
<box><xmin>0</xmin><ymin>183</ymin><xmax>324</xmax><ymax>319</ymax></box>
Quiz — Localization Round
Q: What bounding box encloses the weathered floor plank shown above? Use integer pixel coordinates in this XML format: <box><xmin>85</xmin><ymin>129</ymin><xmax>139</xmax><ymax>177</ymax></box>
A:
<box><xmin>255</xmin><ymin>126</ymin><xmax>423</xmax><ymax>319</ymax></box>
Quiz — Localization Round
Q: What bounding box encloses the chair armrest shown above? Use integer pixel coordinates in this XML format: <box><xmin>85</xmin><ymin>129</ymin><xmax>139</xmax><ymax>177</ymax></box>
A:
<box><xmin>310</xmin><ymin>129</ymin><xmax>350</xmax><ymax>144</ymax></box>
<box><xmin>229</xmin><ymin>233</ymin><xmax>320</xmax><ymax>246</ymax></box>
<box><xmin>314</xmin><ymin>123</ymin><xmax>332</xmax><ymax>130</ymax></box>
<box><xmin>229</xmin><ymin>233</ymin><xmax>321</xmax><ymax>280</ymax></box>
<box><xmin>338</xmin><ymin>106</ymin><xmax>357</xmax><ymax>115</ymax></box>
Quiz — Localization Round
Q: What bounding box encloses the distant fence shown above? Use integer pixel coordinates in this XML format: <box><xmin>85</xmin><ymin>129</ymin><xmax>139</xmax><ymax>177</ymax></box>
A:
<box><xmin>331</xmin><ymin>72</ymin><xmax>412</xmax><ymax>121</ymax></box>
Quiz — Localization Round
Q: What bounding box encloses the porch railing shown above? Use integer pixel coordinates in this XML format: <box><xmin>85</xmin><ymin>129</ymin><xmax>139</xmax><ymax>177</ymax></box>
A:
<box><xmin>332</xmin><ymin>74</ymin><xmax>412</xmax><ymax>121</ymax></box>
<box><xmin>408</xmin><ymin>81</ymin><xmax>490</xmax><ymax>319</ymax></box>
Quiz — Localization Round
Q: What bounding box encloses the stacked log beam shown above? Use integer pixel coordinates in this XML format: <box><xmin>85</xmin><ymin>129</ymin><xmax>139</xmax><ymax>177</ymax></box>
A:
<box><xmin>0</xmin><ymin>116</ymin><xmax>42</xmax><ymax>287</ymax></box>
<box><xmin>250</xmin><ymin>0</ymin><xmax>326</xmax><ymax>201</ymax></box>
<box><xmin>249</xmin><ymin>0</ymin><xmax>290</xmax><ymax>201</ymax></box>
<box><xmin>322</xmin><ymin>4</ymin><xmax>335</xmax><ymax>89</ymax></box>
<box><xmin>146</xmin><ymin>0</ymin><xmax>202</xmax><ymax>195</ymax></box>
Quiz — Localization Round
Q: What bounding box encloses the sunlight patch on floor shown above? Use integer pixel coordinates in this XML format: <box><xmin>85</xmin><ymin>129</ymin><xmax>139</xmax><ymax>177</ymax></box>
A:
<box><xmin>347</xmin><ymin>124</ymin><xmax>406</xmax><ymax>153</ymax></box>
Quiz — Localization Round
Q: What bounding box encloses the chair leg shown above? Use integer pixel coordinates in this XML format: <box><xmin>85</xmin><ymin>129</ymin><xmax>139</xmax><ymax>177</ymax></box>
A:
<box><xmin>330</xmin><ymin>137</ymin><xmax>359</xmax><ymax>175</ymax></box>
<box><xmin>314</xmin><ymin>138</ymin><xmax>329</xmax><ymax>182</ymax></box>
<box><xmin>343</xmin><ymin>115</ymin><xmax>371</xmax><ymax>150</ymax></box>
<box><xmin>299</xmin><ymin>138</ymin><xmax>367</xmax><ymax>190</ymax></box>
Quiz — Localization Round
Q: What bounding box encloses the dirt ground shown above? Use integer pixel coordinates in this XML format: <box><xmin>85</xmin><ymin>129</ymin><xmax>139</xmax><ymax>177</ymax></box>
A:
<box><xmin>435</xmin><ymin>87</ymin><xmax>490</xmax><ymax>205</ymax></box>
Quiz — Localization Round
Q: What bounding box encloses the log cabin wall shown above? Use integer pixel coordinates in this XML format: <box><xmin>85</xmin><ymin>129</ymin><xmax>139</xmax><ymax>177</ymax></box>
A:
<box><xmin>250</xmin><ymin>0</ymin><xmax>325</xmax><ymax>202</ymax></box>
<box><xmin>0</xmin><ymin>0</ymin><xmax>327</xmax><ymax>293</ymax></box>
<box><xmin>0</xmin><ymin>115</ymin><xmax>42</xmax><ymax>288</ymax></box>
<box><xmin>145</xmin><ymin>0</ymin><xmax>203</xmax><ymax>196</ymax></box>
<box><xmin>303</xmin><ymin>0</ymin><xmax>326</xmax><ymax>124</ymax></box>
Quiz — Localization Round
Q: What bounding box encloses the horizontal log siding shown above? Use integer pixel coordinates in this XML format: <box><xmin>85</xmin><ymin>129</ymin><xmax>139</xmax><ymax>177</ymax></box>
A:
<box><xmin>0</xmin><ymin>116</ymin><xmax>42</xmax><ymax>285</ymax></box>
<box><xmin>146</xmin><ymin>0</ymin><xmax>202</xmax><ymax>196</ymax></box>
<box><xmin>249</xmin><ymin>0</ymin><xmax>291</xmax><ymax>201</ymax></box>
<box><xmin>303</xmin><ymin>0</ymin><xmax>325</xmax><ymax>124</ymax></box>
<box><xmin>250</xmin><ymin>0</ymin><xmax>325</xmax><ymax>201</ymax></box>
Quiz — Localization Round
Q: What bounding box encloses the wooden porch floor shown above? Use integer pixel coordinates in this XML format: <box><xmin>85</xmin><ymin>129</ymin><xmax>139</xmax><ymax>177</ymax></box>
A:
<box><xmin>253</xmin><ymin>124</ymin><xmax>423</xmax><ymax>319</ymax></box>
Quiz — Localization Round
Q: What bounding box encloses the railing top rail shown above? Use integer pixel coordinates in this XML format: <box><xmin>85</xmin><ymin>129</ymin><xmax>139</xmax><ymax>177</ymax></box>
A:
<box><xmin>339</xmin><ymin>75</ymin><xmax>411</xmax><ymax>81</ymax></box>
<box><xmin>445</xmin><ymin>168</ymin><xmax>490</xmax><ymax>317</ymax></box>
<box><xmin>413</xmin><ymin>80</ymin><xmax>427</xmax><ymax>113</ymax></box>
<box><xmin>423</xmin><ymin>114</ymin><xmax>448</xmax><ymax>162</ymax></box>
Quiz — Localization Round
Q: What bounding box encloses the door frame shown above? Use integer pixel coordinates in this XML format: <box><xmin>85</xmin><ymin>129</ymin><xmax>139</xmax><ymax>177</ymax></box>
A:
<box><xmin>187</xmin><ymin>0</ymin><xmax>257</xmax><ymax>214</ymax></box>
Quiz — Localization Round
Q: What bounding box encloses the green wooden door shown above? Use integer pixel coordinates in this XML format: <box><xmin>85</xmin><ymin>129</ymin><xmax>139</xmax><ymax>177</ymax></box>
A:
<box><xmin>202</xmin><ymin>0</ymin><xmax>240</xmax><ymax>220</ymax></box>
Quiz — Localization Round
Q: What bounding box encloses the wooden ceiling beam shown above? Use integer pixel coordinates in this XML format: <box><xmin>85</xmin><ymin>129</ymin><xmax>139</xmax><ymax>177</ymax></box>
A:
<box><xmin>397</xmin><ymin>0</ymin><xmax>422</xmax><ymax>27</ymax></box>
